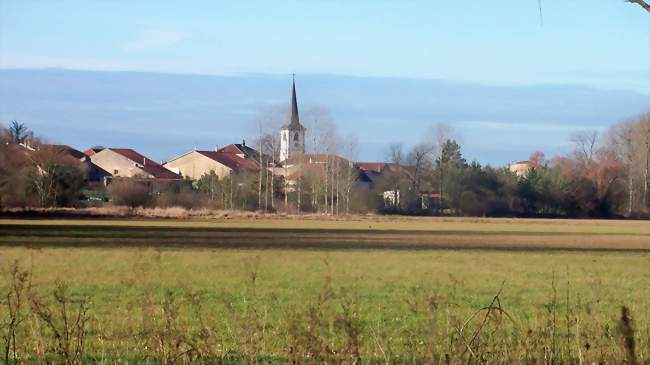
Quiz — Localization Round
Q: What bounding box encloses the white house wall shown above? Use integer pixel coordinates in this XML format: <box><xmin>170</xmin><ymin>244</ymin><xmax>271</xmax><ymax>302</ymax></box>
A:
<box><xmin>90</xmin><ymin>149</ymin><xmax>151</xmax><ymax>178</ymax></box>
<box><xmin>163</xmin><ymin>151</ymin><xmax>233</xmax><ymax>180</ymax></box>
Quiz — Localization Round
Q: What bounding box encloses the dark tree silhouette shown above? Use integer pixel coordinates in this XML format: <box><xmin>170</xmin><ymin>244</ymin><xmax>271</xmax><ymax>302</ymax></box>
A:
<box><xmin>8</xmin><ymin>120</ymin><xmax>31</xmax><ymax>144</ymax></box>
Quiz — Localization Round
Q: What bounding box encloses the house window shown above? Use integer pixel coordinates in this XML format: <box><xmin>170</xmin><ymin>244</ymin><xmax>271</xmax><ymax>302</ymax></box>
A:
<box><xmin>114</xmin><ymin>169</ymin><xmax>119</xmax><ymax>175</ymax></box>
<box><xmin>293</xmin><ymin>133</ymin><xmax>299</xmax><ymax>141</ymax></box>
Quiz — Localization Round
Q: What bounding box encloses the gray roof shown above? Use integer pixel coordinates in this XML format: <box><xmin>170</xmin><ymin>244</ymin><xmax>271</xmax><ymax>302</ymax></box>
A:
<box><xmin>282</xmin><ymin>77</ymin><xmax>305</xmax><ymax>131</ymax></box>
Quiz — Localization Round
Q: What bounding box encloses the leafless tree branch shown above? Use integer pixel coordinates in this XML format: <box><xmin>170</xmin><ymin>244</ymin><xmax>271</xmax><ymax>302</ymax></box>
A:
<box><xmin>627</xmin><ymin>0</ymin><xmax>650</xmax><ymax>13</ymax></box>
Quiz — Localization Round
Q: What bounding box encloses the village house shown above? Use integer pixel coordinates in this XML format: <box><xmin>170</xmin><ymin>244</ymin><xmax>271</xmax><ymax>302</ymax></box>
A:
<box><xmin>277</xmin><ymin>153</ymin><xmax>356</xmax><ymax>191</ymax></box>
<box><xmin>19</xmin><ymin>143</ymin><xmax>110</xmax><ymax>183</ymax></box>
<box><xmin>162</xmin><ymin>144</ymin><xmax>260</xmax><ymax>180</ymax></box>
<box><xmin>215</xmin><ymin>142</ymin><xmax>266</xmax><ymax>164</ymax></box>
<box><xmin>48</xmin><ymin>145</ymin><xmax>111</xmax><ymax>182</ymax></box>
<box><xmin>509</xmin><ymin>160</ymin><xmax>538</xmax><ymax>178</ymax></box>
<box><xmin>355</xmin><ymin>162</ymin><xmax>389</xmax><ymax>189</ymax></box>
<box><xmin>85</xmin><ymin>147</ymin><xmax>181</xmax><ymax>182</ymax></box>
<box><xmin>75</xmin><ymin>77</ymin><xmax>396</xmax><ymax>197</ymax></box>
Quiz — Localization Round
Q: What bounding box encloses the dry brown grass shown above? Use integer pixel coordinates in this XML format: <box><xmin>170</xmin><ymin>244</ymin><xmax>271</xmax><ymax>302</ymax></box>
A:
<box><xmin>0</xmin><ymin>206</ymin><xmax>271</xmax><ymax>219</ymax></box>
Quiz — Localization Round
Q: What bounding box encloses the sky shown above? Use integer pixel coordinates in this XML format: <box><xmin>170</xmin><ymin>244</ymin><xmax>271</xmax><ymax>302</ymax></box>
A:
<box><xmin>0</xmin><ymin>1</ymin><xmax>649</xmax><ymax>163</ymax></box>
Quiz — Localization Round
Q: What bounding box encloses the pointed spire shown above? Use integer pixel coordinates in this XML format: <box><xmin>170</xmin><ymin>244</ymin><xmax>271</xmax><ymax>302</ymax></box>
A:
<box><xmin>284</xmin><ymin>74</ymin><xmax>303</xmax><ymax>130</ymax></box>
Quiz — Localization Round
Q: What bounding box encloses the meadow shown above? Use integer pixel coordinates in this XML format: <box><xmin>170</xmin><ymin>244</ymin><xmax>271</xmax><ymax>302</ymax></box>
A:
<box><xmin>0</xmin><ymin>217</ymin><xmax>649</xmax><ymax>364</ymax></box>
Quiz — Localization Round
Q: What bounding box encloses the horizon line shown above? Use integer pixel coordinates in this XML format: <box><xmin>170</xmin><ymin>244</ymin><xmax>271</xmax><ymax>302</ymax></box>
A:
<box><xmin>2</xmin><ymin>66</ymin><xmax>648</xmax><ymax>95</ymax></box>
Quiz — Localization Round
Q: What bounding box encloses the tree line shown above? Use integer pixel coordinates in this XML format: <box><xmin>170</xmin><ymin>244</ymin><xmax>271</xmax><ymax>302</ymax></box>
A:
<box><xmin>0</xmin><ymin>121</ymin><xmax>85</xmax><ymax>209</ymax></box>
<box><xmin>1</xmin><ymin>111</ymin><xmax>649</xmax><ymax>218</ymax></box>
<box><xmin>379</xmin><ymin>113</ymin><xmax>650</xmax><ymax>218</ymax></box>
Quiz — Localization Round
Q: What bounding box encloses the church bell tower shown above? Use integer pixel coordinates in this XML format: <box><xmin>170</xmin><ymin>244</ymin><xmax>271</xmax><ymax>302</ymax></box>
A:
<box><xmin>279</xmin><ymin>75</ymin><xmax>306</xmax><ymax>162</ymax></box>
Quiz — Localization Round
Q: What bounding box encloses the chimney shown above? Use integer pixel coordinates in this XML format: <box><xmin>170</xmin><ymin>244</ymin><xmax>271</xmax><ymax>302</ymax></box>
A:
<box><xmin>214</xmin><ymin>145</ymin><xmax>218</xmax><ymax>152</ymax></box>
<box><xmin>143</xmin><ymin>157</ymin><xmax>146</xmax><ymax>166</ymax></box>
<box><xmin>242</xmin><ymin>139</ymin><xmax>246</xmax><ymax>146</ymax></box>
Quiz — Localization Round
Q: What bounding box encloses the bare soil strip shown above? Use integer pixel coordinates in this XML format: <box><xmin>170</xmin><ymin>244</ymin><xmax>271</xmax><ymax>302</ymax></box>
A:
<box><xmin>1</xmin><ymin>222</ymin><xmax>648</xmax><ymax>252</ymax></box>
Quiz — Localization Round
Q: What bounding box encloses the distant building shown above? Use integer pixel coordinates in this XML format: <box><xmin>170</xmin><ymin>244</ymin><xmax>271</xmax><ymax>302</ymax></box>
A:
<box><xmin>509</xmin><ymin>160</ymin><xmax>537</xmax><ymax>178</ymax></box>
<box><xmin>215</xmin><ymin>142</ymin><xmax>266</xmax><ymax>164</ymax></box>
<box><xmin>383</xmin><ymin>190</ymin><xmax>400</xmax><ymax>207</ymax></box>
<box><xmin>87</xmin><ymin>148</ymin><xmax>181</xmax><ymax>181</ymax></box>
<box><xmin>418</xmin><ymin>192</ymin><xmax>442</xmax><ymax>209</ymax></box>
<box><xmin>22</xmin><ymin>144</ymin><xmax>110</xmax><ymax>183</ymax></box>
<box><xmin>163</xmin><ymin>143</ymin><xmax>260</xmax><ymax>180</ymax></box>
<box><xmin>50</xmin><ymin>144</ymin><xmax>110</xmax><ymax>182</ymax></box>
<box><xmin>355</xmin><ymin>162</ymin><xmax>389</xmax><ymax>189</ymax></box>
<box><xmin>275</xmin><ymin>153</ymin><xmax>354</xmax><ymax>191</ymax></box>
<box><xmin>279</xmin><ymin>76</ymin><xmax>306</xmax><ymax>163</ymax></box>
<box><xmin>355</xmin><ymin>162</ymin><xmax>387</xmax><ymax>173</ymax></box>
<box><xmin>83</xmin><ymin>146</ymin><xmax>105</xmax><ymax>156</ymax></box>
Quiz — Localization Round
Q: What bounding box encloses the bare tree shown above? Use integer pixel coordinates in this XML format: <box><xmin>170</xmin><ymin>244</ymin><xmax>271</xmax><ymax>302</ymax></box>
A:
<box><xmin>388</xmin><ymin>143</ymin><xmax>404</xmax><ymax>168</ymax></box>
<box><xmin>613</xmin><ymin>124</ymin><xmax>636</xmax><ymax>216</ymax></box>
<box><xmin>571</xmin><ymin>130</ymin><xmax>598</xmax><ymax>164</ymax></box>
<box><xmin>8</xmin><ymin>120</ymin><xmax>32</xmax><ymax>145</ymax></box>
<box><xmin>640</xmin><ymin>112</ymin><xmax>650</xmax><ymax>208</ymax></box>
<box><xmin>607</xmin><ymin>112</ymin><xmax>650</xmax><ymax>215</ymax></box>
<box><xmin>341</xmin><ymin>135</ymin><xmax>359</xmax><ymax>214</ymax></box>
<box><xmin>28</xmin><ymin>145</ymin><xmax>87</xmax><ymax>207</ymax></box>
<box><xmin>429</xmin><ymin>123</ymin><xmax>452</xmax><ymax>158</ymax></box>
<box><xmin>295</xmin><ymin>143</ymin><xmax>305</xmax><ymax>212</ymax></box>
<box><xmin>428</xmin><ymin>123</ymin><xmax>453</xmax><ymax>212</ymax></box>
<box><xmin>328</xmin><ymin>141</ymin><xmax>340</xmax><ymax>215</ymax></box>
<box><xmin>386</xmin><ymin>143</ymin><xmax>404</xmax><ymax>208</ymax></box>
<box><xmin>254</xmin><ymin>119</ymin><xmax>265</xmax><ymax>211</ymax></box>
<box><xmin>270</xmin><ymin>135</ymin><xmax>278</xmax><ymax>210</ymax></box>
<box><xmin>407</xmin><ymin>142</ymin><xmax>435</xmax><ymax>195</ymax></box>
<box><xmin>302</xmin><ymin>107</ymin><xmax>337</xmax><ymax>214</ymax></box>
<box><xmin>256</xmin><ymin>131</ymin><xmax>277</xmax><ymax>211</ymax></box>
<box><xmin>251</xmin><ymin>108</ymin><xmax>283</xmax><ymax>211</ymax></box>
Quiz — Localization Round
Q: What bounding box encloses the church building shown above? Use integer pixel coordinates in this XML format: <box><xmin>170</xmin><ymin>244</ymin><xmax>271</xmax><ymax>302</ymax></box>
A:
<box><xmin>279</xmin><ymin>76</ymin><xmax>306</xmax><ymax>162</ymax></box>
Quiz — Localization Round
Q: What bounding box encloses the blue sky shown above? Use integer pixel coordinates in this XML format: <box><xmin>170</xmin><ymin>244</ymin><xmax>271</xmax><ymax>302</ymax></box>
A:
<box><xmin>1</xmin><ymin>1</ymin><xmax>648</xmax><ymax>91</ymax></box>
<box><xmin>0</xmin><ymin>1</ymin><xmax>649</xmax><ymax>164</ymax></box>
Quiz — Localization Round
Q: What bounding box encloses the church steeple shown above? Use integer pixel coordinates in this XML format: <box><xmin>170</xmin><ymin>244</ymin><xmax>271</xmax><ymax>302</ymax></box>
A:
<box><xmin>280</xmin><ymin>75</ymin><xmax>306</xmax><ymax>162</ymax></box>
<box><xmin>284</xmin><ymin>74</ymin><xmax>303</xmax><ymax>130</ymax></box>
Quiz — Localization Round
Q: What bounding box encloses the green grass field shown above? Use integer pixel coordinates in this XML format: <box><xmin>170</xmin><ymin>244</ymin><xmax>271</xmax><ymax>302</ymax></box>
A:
<box><xmin>0</xmin><ymin>217</ymin><xmax>649</xmax><ymax>363</ymax></box>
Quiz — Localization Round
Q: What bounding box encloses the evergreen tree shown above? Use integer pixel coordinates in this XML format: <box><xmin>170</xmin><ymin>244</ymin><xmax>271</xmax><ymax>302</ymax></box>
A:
<box><xmin>434</xmin><ymin>139</ymin><xmax>467</xmax><ymax>212</ymax></box>
<box><xmin>8</xmin><ymin>120</ymin><xmax>31</xmax><ymax>144</ymax></box>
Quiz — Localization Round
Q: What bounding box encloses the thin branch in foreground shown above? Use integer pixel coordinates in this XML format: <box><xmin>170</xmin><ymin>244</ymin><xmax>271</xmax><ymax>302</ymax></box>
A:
<box><xmin>627</xmin><ymin>0</ymin><xmax>650</xmax><ymax>13</ymax></box>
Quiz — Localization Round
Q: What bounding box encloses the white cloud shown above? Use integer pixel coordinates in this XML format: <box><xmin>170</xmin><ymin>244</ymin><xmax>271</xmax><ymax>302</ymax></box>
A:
<box><xmin>121</xmin><ymin>29</ymin><xmax>186</xmax><ymax>53</ymax></box>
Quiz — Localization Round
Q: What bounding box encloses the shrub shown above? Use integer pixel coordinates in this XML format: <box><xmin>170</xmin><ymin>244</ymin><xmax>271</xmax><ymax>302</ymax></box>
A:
<box><xmin>107</xmin><ymin>179</ymin><xmax>152</xmax><ymax>208</ymax></box>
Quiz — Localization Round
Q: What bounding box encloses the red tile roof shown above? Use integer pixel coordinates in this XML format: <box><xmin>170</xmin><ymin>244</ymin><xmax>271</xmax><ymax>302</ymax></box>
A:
<box><xmin>110</xmin><ymin>148</ymin><xmax>181</xmax><ymax>179</ymax></box>
<box><xmin>197</xmin><ymin>151</ymin><xmax>260</xmax><ymax>172</ymax></box>
<box><xmin>284</xmin><ymin>153</ymin><xmax>351</xmax><ymax>166</ymax></box>
<box><xmin>286</xmin><ymin>163</ymin><xmax>327</xmax><ymax>180</ymax></box>
<box><xmin>217</xmin><ymin>143</ymin><xmax>269</xmax><ymax>164</ymax></box>
<box><xmin>355</xmin><ymin>162</ymin><xmax>387</xmax><ymax>172</ymax></box>
<box><xmin>418</xmin><ymin>192</ymin><xmax>443</xmax><ymax>199</ymax></box>
<box><xmin>83</xmin><ymin>147</ymin><xmax>104</xmax><ymax>156</ymax></box>
<box><xmin>217</xmin><ymin>144</ymin><xmax>242</xmax><ymax>155</ymax></box>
